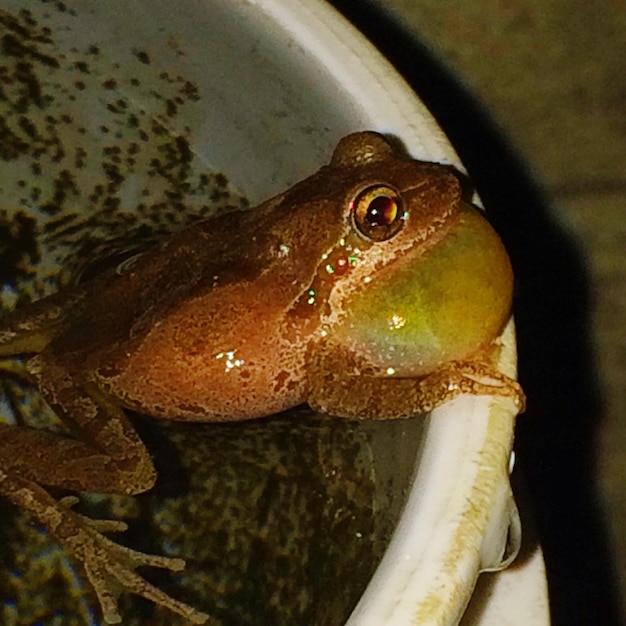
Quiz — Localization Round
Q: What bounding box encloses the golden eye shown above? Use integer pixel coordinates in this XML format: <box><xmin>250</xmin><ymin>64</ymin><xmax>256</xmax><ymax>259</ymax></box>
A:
<box><xmin>351</xmin><ymin>184</ymin><xmax>405</xmax><ymax>241</ymax></box>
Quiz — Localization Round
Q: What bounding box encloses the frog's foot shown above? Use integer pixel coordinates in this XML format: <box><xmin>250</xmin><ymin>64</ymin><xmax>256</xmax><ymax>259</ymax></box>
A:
<box><xmin>411</xmin><ymin>360</ymin><xmax>525</xmax><ymax>414</ymax></box>
<box><xmin>447</xmin><ymin>362</ymin><xmax>526</xmax><ymax>412</ymax></box>
<box><xmin>1</xmin><ymin>462</ymin><xmax>210</xmax><ymax>626</ymax></box>
<box><xmin>54</xmin><ymin>496</ymin><xmax>211</xmax><ymax>625</ymax></box>
<box><xmin>0</xmin><ymin>473</ymin><xmax>211</xmax><ymax>625</ymax></box>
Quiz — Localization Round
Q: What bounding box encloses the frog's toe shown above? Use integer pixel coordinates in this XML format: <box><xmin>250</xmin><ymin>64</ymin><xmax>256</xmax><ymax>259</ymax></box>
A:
<box><xmin>459</xmin><ymin>370</ymin><xmax>526</xmax><ymax>411</ymax></box>
<box><xmin>84</xmin><ymin>532</ymin><xmax>209</xmax><ymax>624</ymax></box>
<box><xmin>59</xmin><ymin>505</ymin><xmax>210</xmax><ymax>624</ymax></box>
<box><xmin>83</xmin><ymin>536</ymin><xmax>207</xmax><ymax>624</ymax></box>
<box><xmin>58</xmin><ymin>495</ymin><xmax>129</xmax><ymax>533</ymax></box>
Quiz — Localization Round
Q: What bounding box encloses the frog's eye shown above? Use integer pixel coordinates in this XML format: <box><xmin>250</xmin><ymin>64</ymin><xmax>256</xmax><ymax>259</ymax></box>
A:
<box><xmin>351</xmin><ymin>184</ymin><xmax>405</xmax><ymax>242</ymax></box>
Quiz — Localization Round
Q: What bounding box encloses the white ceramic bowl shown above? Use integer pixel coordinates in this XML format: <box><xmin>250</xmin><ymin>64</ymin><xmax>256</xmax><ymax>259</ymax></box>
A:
<box><xmin>0</xmin><ymin>0</ymin><xmax>522</xmax><ymax>624</ymax></box>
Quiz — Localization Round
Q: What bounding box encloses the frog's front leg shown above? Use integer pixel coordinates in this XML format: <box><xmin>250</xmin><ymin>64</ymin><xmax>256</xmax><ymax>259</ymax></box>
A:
<box><xmin>306</xmin><ymin>346</ymin><xmax>525</xmax><ymax>419</ymax></box>
<box><xmin>0</xmin><ymin>353</ymin><xmax>209</xmax><ymax>625</ymax></box>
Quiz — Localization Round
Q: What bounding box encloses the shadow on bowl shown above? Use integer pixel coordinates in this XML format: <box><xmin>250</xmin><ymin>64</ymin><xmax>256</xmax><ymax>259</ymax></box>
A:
<box><xmin>327</xmin><ymin>1</ymin><xmax>624</xmax><ymax>623</ymax></box>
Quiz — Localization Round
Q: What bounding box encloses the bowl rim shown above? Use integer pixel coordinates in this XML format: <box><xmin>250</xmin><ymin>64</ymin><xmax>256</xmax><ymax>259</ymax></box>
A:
<box><xmin>252</xmin><ymin>1</ymin><xmax>521</xmax><ymax>624</ymax></box>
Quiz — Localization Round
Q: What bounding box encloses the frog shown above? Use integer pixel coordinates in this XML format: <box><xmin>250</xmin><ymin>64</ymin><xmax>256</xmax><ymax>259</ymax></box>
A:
<box><xmin>0</xmin><ymin>131</ymin><xmax>524</xmax><ymax>625</ymax></box>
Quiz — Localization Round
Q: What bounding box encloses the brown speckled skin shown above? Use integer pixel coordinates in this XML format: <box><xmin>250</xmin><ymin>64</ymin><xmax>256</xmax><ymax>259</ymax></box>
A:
<box><xmin>3</xmin><ymin>134</ymin><xmax>463</xmax><ymax>419</ymax></box>
<box><xmin>0</xmin><ymin>132</ymin><xmax>522</xmax><ymax>625</ymax></box>
<box><xmin>16</xmin><ymin>133</ymin><xmax>516</xmax><ymax>423</ymax></box>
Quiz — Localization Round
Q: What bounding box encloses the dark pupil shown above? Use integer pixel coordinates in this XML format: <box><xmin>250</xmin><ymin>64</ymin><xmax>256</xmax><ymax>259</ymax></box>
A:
<box><xmin>367</xmin><ymin>195</ymin><xmax>397</xmax><ymax>226</ymax></box>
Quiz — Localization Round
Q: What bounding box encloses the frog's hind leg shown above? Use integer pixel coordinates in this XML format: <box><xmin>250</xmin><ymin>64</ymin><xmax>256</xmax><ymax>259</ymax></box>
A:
<box><xmin>0</xmin><ymin>353</ymin><xmax>210</xmax><ymax>624</ymax></box>
<box><xmin>11</xmin><ymin>352</ymin><xmax>157</xmax><ymax>494</ymax></box>
<box><xmin>0</xmin><ymin>287</ymin><xmax>87</xmax><ymax>357</ymax></box>
<box><xmin>0</xmin><ymin>466</ymin><xmax>209</xmax><ymax>625</ymax></box>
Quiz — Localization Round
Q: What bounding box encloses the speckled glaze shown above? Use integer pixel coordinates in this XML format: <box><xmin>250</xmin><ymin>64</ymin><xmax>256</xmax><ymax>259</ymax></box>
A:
<box><xmin>0</xmin><ymin>6</ymin><xmax>247</xmax><ymax>310</ymax></box>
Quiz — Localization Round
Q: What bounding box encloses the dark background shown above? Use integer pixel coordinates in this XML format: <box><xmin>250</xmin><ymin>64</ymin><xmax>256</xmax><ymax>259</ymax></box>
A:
<box><xmin>330</xmin><ymin>1</ymin><xmax>626</xmax><ymax>624</ymax></box>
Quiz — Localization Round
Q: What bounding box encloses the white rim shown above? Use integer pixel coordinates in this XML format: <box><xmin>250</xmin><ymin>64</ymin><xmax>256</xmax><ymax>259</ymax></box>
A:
<box><xmin>252</xmin><ymin>2</ymin><xmax>521</xmax><ymax>624</ymax></box>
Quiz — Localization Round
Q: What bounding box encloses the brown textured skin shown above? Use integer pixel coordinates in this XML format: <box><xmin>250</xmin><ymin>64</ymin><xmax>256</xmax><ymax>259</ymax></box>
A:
<box><xmin>0</xmin><ymin>132</ymin><xmax>523</xmax><ymax>624</ymax></box>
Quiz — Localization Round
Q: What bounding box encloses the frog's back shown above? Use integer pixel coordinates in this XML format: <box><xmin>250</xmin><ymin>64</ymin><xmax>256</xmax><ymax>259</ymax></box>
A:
<box><xmin>49</xmin><ymin>192</ymin><xmax>343</xmax><ymax>422</ymax></box>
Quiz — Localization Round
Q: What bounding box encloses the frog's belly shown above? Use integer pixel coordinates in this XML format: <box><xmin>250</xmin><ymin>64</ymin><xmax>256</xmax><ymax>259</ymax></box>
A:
<box><xmin>102</xmin><ymin>323</ymin><xmax>308</xmax><ymax>422</ymax></box>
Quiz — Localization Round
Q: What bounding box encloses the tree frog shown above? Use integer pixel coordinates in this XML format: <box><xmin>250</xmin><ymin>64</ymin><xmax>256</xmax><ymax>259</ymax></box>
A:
<box><xmin>0</xmin><ymin>132</ymin><xmax>523</xmax><ymax>624</ymax></box>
